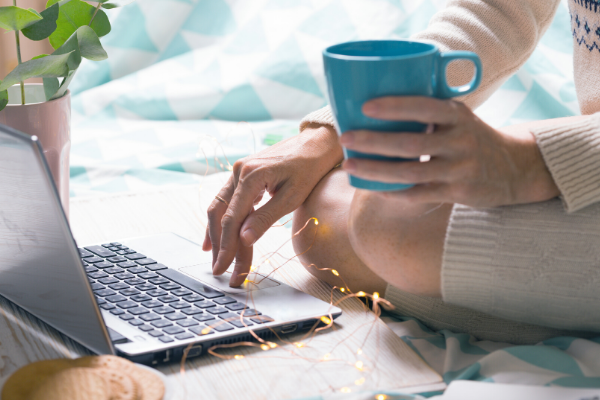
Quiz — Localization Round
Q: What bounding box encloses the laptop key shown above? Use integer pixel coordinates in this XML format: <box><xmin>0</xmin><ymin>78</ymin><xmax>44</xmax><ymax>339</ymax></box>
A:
<box><xmin>193</xmin><ymin>314</ymin><xmax>215</xmax><ymax>322</ymax></box>
<box><xmin>117</xmin><ymin>301</ymin><xmax>139</xmax><ymax>309</ymax></box>
<box><xmin>149</xmin><ymin>277</ymin><xmax>169</xmax><ymax>285</ymax></box>
<box><xmin>158</xmin><ymin>268</ymin><xmax>225</xmax><ymax>299</ymax></box>
<box><xmin>129</xmin><ymin>267</ymin><xmax>148</xmax><ymax>274</ymax></box>
<box><xmin>115</xmin><ymin>272</ymin><xmax>135</xmax><ymax>280</ymax></box>
<box><xmin>136</xmin><ymin>284</ymin><xmax>156</xmax><ymax>291</ymax></box>
<box><xmin>85</xmin><ymin>246</ymin><xmax>115</xmax><ymax>258</ymax></box>
<box><xmin>126</xmin><ymin>253</ymin><xmax>147</xmax><ymax>260</ymax></box>
<box><xmin>116</xmin><ymin>250</ymin><xmax>127</xmax><ymax>255</ymax></box>
<box><xmin>193</xmin><ymin>301</ymin><xmax>215</xmax><ymax>309</ymax></box>
<box><xmin>151</xmin><ymin>320</ymin><xmax>172</xmax><ymax>328</ymax></box>
<box><xmin>138</xmin><ymin>272</ymin><xmax>158</xmax><ymax>280</ymax></box>
<box><xmin>207</xmin><ymin>307</ymin><xmax>228</xmax><ymax>315</ymax></box>
<box><xmin>214</xmin><ymin>296</ymin><xmax>236</xmax><ymax>305</ymax></box>
<box><xmin>102</xmin><ymin>243</ymin><xmax>113</xmax><ymax>248</ymax></box>
<box><xmin>177</xmin><ymin>319</ymin><xmax>199</xmax><ymax>327</ymax></box>
<box><xmin>225</xmin><ymin>302</ymin><xmax>246</xmax><ymax>311</ymax></box>
<box><xmin>79</xmin><ymin>249</ymin><xmax>94</xmax><ymax>258</ymax></box>
<box><xmin>140</xmin><ymin>313</ymin><xmax>161</xmax><ymax>322</ymax></box>
<box><xmin>138</xmin><ymin>325</ymin><xmax>154</xmax><ymax>332</ymax></box>
<box><xmin>169</xmin><ymin>301</ymin><xmax>191</xmax><ymax>310</ymax></box>
<box><xmin>125</xmin><ymin>278</ymin><xmax>145</xmax><ymax>285</ymax></box>
<box><xmin>100</xmin><ymin>303</ymin><xmax>115</xmax><ymax>310</ymax></box>
<box><xmin>183</xmin><ymin>294</ymin><xmax>204</xmax><ymax>303</ymax></box>
<box><xmin>95</xmin><ymin>289</ymin><xmax>116</xmax><ymax>297</ymax></box>
<box><xmin>129</xmin><ymin>307</ymin><xmax>150</xmax><ymax>315</ymax></box>
<box><xmin>118</xmin><ymin>245</ymin><xmax>128</xmax><ymax>250</ymax></box>
<box><xmin>158</xmin><ymin>295</ymin><xmax>179</xmax><ymax>303</ymax></box>
<box><xmin>182</xmin><ymin>307</ymin><xmax>203</xmax><ymax>316</ymax></box>
<box><xmin>120</xmin><ymin>288</ymin><xmax>140</xmax><ymax>296</ymax></box>
<box><xmin>89</xmin><ymin>271</ymin><xmax>108</xmax><ymax>279</ymax></box>
<box><xmin>250</xmin><ymin>316</ymin><xmax>274</xmax><ymax>324</ymax></box>
<box><xmin>190</xmin><ymin>326</ymin><xmax>214</xmax><ymax>335</ymax></box>
<box><xmin>163</xmin><ymin>326</ymin><xmax>185</xmax><ymax>335</ymax></box>
<box><xmin>125</xmin><ymin>249</ymin><xmax>136</xmax><ymax>254</ymax></box>
<box><xmin>119</xmin><ymin>314</ymin><xmax>135</xmax><ymax>321</ymax></box>
<box><xmin>130</xmin><ymin>294</ymin><xmax>152</xmax><ymax>302</ymax></box>
<box><xmin>96</xmin><ymin>297</ymin><xmax>106</xmax><ymax>305</ymax></box>
<box><xmin>108</xmin><ymin>246</ymin><xmax>120</xmax><ymax>252</ymax></box>
<box><xmin>90</xmin><ymin>283</ymin><xmax>104</xmax><ymax>290</ymax></box>
<box><xmin>129</xmin><ymin>319</ymin><xmax>144</xmax><ymax>326</ymax></box>
<box><xmin>171</xmin><ymin>289</ymin><xmax>192</xmax><ymax>297</ymax></box>
<box><xmin>105</xmin><ymin>267</ymin><xmax>124</xmax><ymax>275</ymax></box>
<box><xmin>165</xmin><ymin>313</ymin><xmax>186</xmax><ymax>321</ymax></box>
<box><xmin>146</xmin><ymin>264</ymin><xmax>168</xmax><ymax>272</ymax></box>
<box><xmin>219</xmin><ymin>312</ymin><xmax>241</xmax><ymax>321</ymax></box>
<box><xmin>84</xmin><ymin>256</ymin><xmax>104</xmax><ymax>264</ymax></box>
<box><xmin>154</xmin><ymin>307</ymin><xmax>175</xmax><ymax>315</ymax></box>
<box><xmin>146</xmin><ymin>289</ymin><xmax>167</xmax><ymax>297</ymax></box>
<box><xmin>159</xmin><ymin>336</ymin><xmax>175</xmax><ymax>343</ymax></box>
<box><xmin>107</xmin><ymin>256</ymin><xmax>127</xmax><ymax>263</ymax></box>
<box><xmin>118</xmin><ymin>261</ymin><xmax>137</xmax><ymax>268</ymax></box>
<box><xmin>238</xmin><ymin>309</ymin><xmax>261</xmax><ymax>317</ymax></box>
<box><xmin>142</xmin><ymin>300</ymin><xmax>164</xmax><ymax>308</ymax></box>
<box><xmin>148</xmin><ymin>330</ymin><xmax>165</xmax><ymax>338</ymax></box>
<box><xmin>110</xmin><ymin>308</ymin><xmax>125</xmax><ymax>315</ymax></box>
<box><xmin>84</xmin><ymin>265</ymin><xmax>98</xmax><ymax>273</ymax></box>
<box><xmin>109</xmin><ymin>282</ymin><xmax>129</xmax><ymax>290</ymax></box>
<box><xmin>159</xmin><ymin>283</ymin><xmax>180</xmax><ymax>291</ymax></box>
<box><xmin>206</xmin><ymin>322</ymin><xmax>234</xmax><ymax>332</ymax></box>
<box><xmin>136</xmin><ymin>258</ymin><xmax>157</xmax><ymax>266</ymax></box>
<box><xmin>110</xmin><ymin>242</ymin><xmax>121</xmax><ymax>246</ymax></box>
<box><xmin>175</xmin><ymin>332</ymin><xmax>194</xmax><ymax>340</ymax></box>
<box><xmin>99</xmin><ymin>277</ymin><xmax>119</xmax><ymax>285</ymax></box>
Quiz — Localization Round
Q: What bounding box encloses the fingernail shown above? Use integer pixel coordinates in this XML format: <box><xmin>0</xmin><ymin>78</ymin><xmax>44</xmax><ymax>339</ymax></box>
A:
<box><xmin>340</xmin><ymin>132</ymin><xmax>355</xmax><ymax>146</ymax></box>
<box><xmin>242</xmin><ymin>228</ymin><xmax>257</xmax><ymax>246</ymax></box>
<box><xmin>363</xmin><ymin>102</ymin><xmax>380</xmax><ymax>116</ymax></box>
<box><xmin>343</xmin><ymin>159</ymin><xmax>357</xmax><ymax>172</ymax></box>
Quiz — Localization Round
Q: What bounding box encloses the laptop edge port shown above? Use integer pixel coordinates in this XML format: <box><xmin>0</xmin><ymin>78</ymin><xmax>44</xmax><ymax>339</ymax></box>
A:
<box><xmin>280</xmin><ymin>324</ymin><xmax>297</xmax><ymax>334</ymax></box>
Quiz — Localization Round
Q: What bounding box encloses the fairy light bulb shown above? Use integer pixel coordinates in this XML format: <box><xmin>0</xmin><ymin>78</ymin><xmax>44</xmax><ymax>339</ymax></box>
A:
<box><xmin>322</xmin><ymin>353</ymin><xmax>331</xmax><ymax>361</ymax></box>
<box><xmin>320</xmin><ymin>316</ymin><xmax>332</xmax><ymax>325</ymax></box>
<box><xmin>340</xmin><ymin>287</ymin><xmax>345</xmax><ymax>293</ymax></box>
<box><xmin>373</xmin><ymin>292</ymin><xmax>380</xmax><ymax>299</ymax></box>
<box><xmin>357</xmin><ymin>348</ymin><xmax>363</xmax><ymax>355</ymax></box>
<box><xmin>355</xmin><ymin>361</ymin><xmax>363</xmax><ymax>371</ymax></box>
<box><xmin>201</xmin><ymin>328</ymin><xmax>211</xmax><ymax>335</ymax></box>
<box><xmin>314</xmin><ymin>219</ymin><xmax>319</xmax><ymax>225</ymax></box>
<box><xmin>357</xmin><ymin>291</ymin><xmax>366</xmax><ymax>297</ymax></box>
<box><xmin>234</xmin><ymin>355</ymin><xmax>244</xmax><ymax>360</ymax></box>
<box><xmin>267</xmin><ymin>342</ymin><xmax>277</xmax><ymax>349</ymax></box>
<box><xmin>354</xmin><ymin>377</ymin><xmax>365</xmax><ymax>386</ymax></box>
<box><xmin>340</xmin><ymin>387</ymin><xmax>351</xmax><ymax>393</ymax></box>
<box><xmin>294</xmin><ymin>342</ymin><xmax>305</xmax><ymax>348</ymax></box>
<box><xmin>376</xmin><ymin>395</ymin><xmax>387</xmax><ymax>400</ymax></box>
<box><xmin>260</xmin><ymin>344</ymin><xmax>270</xmax><ymax>351</ymax></box>
<box><xmin>331</xmin><ymin>269</ymin><xmax>339</xmax><ymax>276</ymax></box>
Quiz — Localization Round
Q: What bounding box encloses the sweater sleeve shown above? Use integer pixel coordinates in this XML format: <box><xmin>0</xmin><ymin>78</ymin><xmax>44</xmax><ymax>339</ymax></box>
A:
<box><xmin>532</xmin><ymin>113</ymin><xmax>600</xmax><ymax>213</ymax></box>
<box><xmin>300</xmin><ymin>0</ymin><xmax>560</xmax><ymax>131</ymax></box>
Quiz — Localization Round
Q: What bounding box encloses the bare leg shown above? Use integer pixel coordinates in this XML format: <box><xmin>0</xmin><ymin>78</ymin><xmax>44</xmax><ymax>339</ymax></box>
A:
<box><xmin>292</xmin><ymin>169</ymin><xmax>388</xmax><ymax>295</ymax></box>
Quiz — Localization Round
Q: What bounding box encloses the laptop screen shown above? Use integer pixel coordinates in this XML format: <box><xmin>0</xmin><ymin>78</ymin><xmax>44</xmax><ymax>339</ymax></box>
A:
<box><xmin>0</xmin><ymin>125</ymin><xmax>113</xmax><ymax>356</ymax></box>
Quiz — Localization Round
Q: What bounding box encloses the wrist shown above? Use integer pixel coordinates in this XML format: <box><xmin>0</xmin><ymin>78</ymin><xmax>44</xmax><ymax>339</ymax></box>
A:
<box><xmin>301</xmin><ymin>123</ymin><xmax>344</xmax><ymax>167</ymax></box>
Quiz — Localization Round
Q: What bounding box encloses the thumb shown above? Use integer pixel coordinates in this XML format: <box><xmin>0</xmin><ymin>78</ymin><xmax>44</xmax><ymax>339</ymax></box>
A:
<box><xmin>240</xmin><ymin>189</ymin><xmax>295</xmax><ymax>246</ymax></box>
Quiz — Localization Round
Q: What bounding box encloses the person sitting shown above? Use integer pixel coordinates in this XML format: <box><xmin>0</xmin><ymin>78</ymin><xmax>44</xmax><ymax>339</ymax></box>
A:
<box><xmin>203</xmin><ymin>0</ymin><xmax>600</xmax><ymax>344</ymax></box>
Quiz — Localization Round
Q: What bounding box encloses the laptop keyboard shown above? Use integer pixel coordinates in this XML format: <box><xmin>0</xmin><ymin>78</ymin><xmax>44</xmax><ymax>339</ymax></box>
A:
<box><xmin>80</xmin><ymin>243</ymin><xmax>274</xmax><ymax>343</ymax></box>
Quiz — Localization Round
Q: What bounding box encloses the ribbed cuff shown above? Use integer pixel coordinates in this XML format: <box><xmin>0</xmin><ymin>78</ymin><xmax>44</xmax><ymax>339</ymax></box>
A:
<box><xmin>532</xmin><ymin>112</ymin><xmax>600</xmax><ymax>213</ymax></box>
<box><xmin>299</xmin><ymin>106</ymin><xmax>335</xmax><ymax>132</ymax></box>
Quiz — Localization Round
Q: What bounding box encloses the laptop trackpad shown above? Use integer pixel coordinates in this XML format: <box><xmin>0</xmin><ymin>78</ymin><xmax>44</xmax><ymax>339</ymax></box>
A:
<box><xmin>179</xmin><ymin>264</ymin><xmax>280</xmax><ymax>294</ymax></box>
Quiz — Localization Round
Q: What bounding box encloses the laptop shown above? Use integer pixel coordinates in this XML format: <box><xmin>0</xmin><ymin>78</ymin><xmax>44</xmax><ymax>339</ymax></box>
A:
<box><xmin>0</xmin><ymin>123</ymin><xmax>342</xmax><ymax>365</ymax></box>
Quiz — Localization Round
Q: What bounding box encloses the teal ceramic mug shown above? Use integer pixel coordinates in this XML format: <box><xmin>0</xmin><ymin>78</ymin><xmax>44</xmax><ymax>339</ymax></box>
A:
<box><xmin>323</xmin><ymin>40</ymin><xmax>482</xmax><ymax>191</ymax></box>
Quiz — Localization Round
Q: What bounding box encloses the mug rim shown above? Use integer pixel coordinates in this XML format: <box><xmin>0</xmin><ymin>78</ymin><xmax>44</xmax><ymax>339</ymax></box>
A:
<box><xmin>323</xmin><ymin>40</ymin><xmax>438</xmax><ymax>61</ymax></box>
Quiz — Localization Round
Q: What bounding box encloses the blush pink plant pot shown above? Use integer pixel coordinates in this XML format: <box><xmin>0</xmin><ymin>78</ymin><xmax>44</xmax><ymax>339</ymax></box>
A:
<box><xmin>0</xmin><ymin>83</ymin><xmax>71</xmax><ymax>217</ymax></box>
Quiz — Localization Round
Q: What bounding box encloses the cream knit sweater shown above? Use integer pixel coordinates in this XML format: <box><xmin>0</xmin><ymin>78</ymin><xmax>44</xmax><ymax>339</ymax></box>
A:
<box><xmin>300</xmin><ymin>0</ymin><xmax>600</xmax><ymax>344</ymax></box>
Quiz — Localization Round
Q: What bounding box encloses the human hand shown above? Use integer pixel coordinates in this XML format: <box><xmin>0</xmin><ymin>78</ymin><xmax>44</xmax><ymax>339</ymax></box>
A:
<box><xmin>339</xmin><ymin>97</ymin><xmax>559</xmax><ymax>207</ymax></box>
<box><xmin>204</xmin><ymin>124</ymin><xmax>343</xmax><ymax>287</ymax></box>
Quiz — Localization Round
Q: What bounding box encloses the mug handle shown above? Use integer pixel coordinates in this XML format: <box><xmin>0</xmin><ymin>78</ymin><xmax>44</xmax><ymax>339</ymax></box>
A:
<box><xmin>437</xmin><ymin>51</ymin><xmax>482</xmax><ymax>99</ymax></box>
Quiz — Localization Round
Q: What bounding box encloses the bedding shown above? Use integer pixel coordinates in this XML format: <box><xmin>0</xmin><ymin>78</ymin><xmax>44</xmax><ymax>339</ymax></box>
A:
<box><xmin>68</xmin><ymin>0</ymin><xmax>599</xmax><ymax>397</ymax></box>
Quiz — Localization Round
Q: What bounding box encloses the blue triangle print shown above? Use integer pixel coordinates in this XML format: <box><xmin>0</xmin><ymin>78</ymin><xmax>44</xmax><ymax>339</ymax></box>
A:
<box><xmin>103</xmin><ymin>3</ymin><xmax>158</xmax><ymax>52</ymax></box>
<box><xmin>209</xmin><ymin>85</ymin><xmax>272</xmax><ymax>121</ymax></box>
<box><xmin>158</xmin><ymin>33</ymin><xmax>191</xmax><ymax>62</ymax></box>
<box><xmin>501</xmin><ymin>75</ymin><xmax>526</xmax><ymax>92</ymax></box>
<box><xmin>224</xmin><ymin>17</ymin><xmax>269</xmax><ymax>54</ymax></box>
<box><xmin>298</xmin><ymin>0</ymin><xmax>357</xmax><ymax>43</ymax></box>
<box><xmin>525</xmin><ymin>50</ymin><xmax>563</xmax><ymax>77</ymax></box>
<box><xmin>181</xmin><ymin>0</ymin><xmax>236</xmax><ymax>36</ymax></box>
<box><xmin>256</xmin><ymin>36</ymin><xmax>323</xmax><ymax>98</ymax></box>
<box><xmin>540</xmin><ymin>6</ymin><xmax>573</xmax><ymax>53</ymax></box>
<box><xmin>382</xmin><ymin>0</ymin><xmax>404</xmax><ymax>11</ymax></box>
<box><xmin>510</xmin><ymin>81</ymin><xmax>574</xmax><ymax>121</ymax></box>
<box><xmin>392</xmin><ymin>0</ymin><xmax>436</xmax><ymax>39</ymax></box>
<box><xmin>70</xmin><ymin>59</ymin><xmax>112</xmax><ymax>95</ymax></box>
<box><xmin>115</xmin><ymin>87</ymin><xmax>179</xmax><ymax>120</ymax></box>
<box><xmin>264</xmin><ymin>0</ymin><xmax>312</xmax><ymax>8</ymax></box>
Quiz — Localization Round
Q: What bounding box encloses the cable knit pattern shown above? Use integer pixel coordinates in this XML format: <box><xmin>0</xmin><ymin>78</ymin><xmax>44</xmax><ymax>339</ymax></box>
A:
<box><xmin>533</xmin><ymin>113</ymin><xmax>600</xmax><ymax>212</ymax></box>
<box><xmin>299</xmin><ymin>106</ymin><xmax>336</xmax><ymax>132</ymax></box>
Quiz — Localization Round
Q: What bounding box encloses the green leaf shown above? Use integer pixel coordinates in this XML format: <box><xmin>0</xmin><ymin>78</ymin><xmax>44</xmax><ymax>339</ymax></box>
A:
<box><xmin>0</xmin><ymin>6</ymin><xmax>43</xmax><ymax>32</ymax></box>
<box><xmin>101</xmin><ymin>0</ymin><xmax>134</xmax><ymax>9</ymax></box>
<box><xmin>0</xmin><ymin>52</ymin><xmax>72</xmax><ymax>92</ymax></box>
<box><xmin>43</xmin><ymin>77</ymin><xmax>60</xmax><ymax>100</ymax></box>
<box><xmin>32</xmin><ymin>54</ymin><xmax>50</xmax><ymax>59</ymax></box>
<box><xmin>0</xmin><ymin>84</ymin><xmax>8</xmax><ymax>112</ymax></box>
<box><xmin>47</xmin><ymin>0</ymin><xmax>111</xmax><ymax>49</ymax></box>
<box><xmin>21</xmin><ymin>3</ymin><xmax>59</xmax><ymax>41</ymax></box>
<box><xmin>50</xmin><ymin>70</ymin><xmax>76</xmax><ymax>100</ymax></box>
<box><xmin>53</xmin><ymin>25</ymin><xmax>107</xmax><ymax>70</ymax></box>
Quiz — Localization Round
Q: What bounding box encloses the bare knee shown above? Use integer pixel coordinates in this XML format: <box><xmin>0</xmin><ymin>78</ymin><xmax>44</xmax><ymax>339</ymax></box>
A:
<box><xmin>348</xmin><ymin>190</ymin><xmax>451</xmax><ymax>297</ymax></box>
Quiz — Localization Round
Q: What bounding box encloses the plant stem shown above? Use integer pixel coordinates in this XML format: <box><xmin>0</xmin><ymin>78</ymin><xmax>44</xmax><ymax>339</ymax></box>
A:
<box><xmin>13</xmin><ymin>0</ymin><xmax>25</xmax><ymax>105</ymax></box>
<box><xmin>89</xmin><ymin>2</ymin><xmax>101</xmax><ymax>26</ymax></box>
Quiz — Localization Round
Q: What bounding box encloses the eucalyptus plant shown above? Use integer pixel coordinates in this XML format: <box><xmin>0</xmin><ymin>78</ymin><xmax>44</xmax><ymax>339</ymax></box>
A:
<box><xmin>0</xmin><ymin>0</ymin><xmax>131</xmax><ymax>111</ymax></box>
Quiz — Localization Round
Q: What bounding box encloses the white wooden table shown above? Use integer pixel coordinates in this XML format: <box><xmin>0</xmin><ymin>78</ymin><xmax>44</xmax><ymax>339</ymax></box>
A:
<box><xmin>0</xmin><ymin>174</ymin><xmax>441</xmax><ymax>399</ymax></box>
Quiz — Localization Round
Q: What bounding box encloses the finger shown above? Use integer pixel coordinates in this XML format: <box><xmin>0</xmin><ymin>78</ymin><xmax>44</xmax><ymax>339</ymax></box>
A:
<box><xmin>253</xmin><ymin>189</ymin><xmax>265</xmax><ymax>206</ymax></box>
<box><xmin>340</xmin><ymin>129</ymin><xmax>450</xmax><ymax>158</ymax></box>
<box><xmin>240</xmin><ymin>186</ymin><xmax>298</xmax><ymax>247</ymax></box>
<box><xmin>208</xmin><ymin>175</ymin><xmax>235</xmax><ymax>269</ymax></box>
<box><xmin>202</xmin><ymin>227</ymin><xmax>212</xmax><ymax>251</ymax></box>
<box><xmin>343</xmin><ymin>158</ymin><xmax>450</xmax><ymax>184</ymax></box>
<box><xmin>229</xmin><ymin>240</ymin><xmax>253</xmax><ymax>287</ymax></box>
<box><xmin>376</xmin><ymin>182</ymin><xmax>449</xmax><ymax>204</ymax></box>
<box><xmin>213</xmin><ymin>172</ymin><xmax>266</xmax><ymax>275</ymax></box>
<box><xmin>362</xmin><ymin>97</ymin><xmax>462</xmax><ymax>125</ymax></box>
